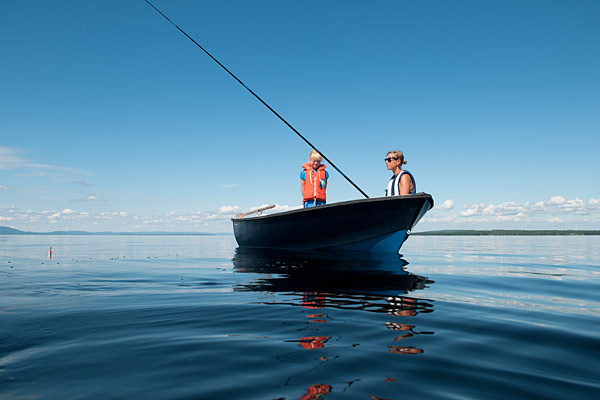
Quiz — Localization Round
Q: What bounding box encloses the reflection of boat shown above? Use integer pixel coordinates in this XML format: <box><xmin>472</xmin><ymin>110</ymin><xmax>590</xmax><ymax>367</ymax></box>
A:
<box><xmin>233</xmin><ymin>248</ymin><xmax>435</xmax><ymax>359</ymax></box>
<box><xmin>232</xmin><ymin>193</ymin><xmax>434</xmax><ymax>253</ymax></box>
<box><xmin>232</xmin><ymin>247</ymin><xmax>434</xmax><ymax>314</ymax></box>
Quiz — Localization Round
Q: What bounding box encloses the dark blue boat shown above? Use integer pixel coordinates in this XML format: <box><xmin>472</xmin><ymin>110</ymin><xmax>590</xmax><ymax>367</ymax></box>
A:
<box><xmin>232</xmin><ymin>193</ymin><xmax>433</xmax><ymax>253</ymax></box>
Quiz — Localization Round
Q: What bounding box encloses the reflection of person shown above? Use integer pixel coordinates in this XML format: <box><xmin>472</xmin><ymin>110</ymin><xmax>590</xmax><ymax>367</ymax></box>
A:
<box><xmin>299</xmin><ymin>383</ymin><xmax>332</xmax><ymax>400</ymax></box>
<box><xmin>302</xmin><ymin>293</ymin><xmax>326</xmax><ymax>309</ymax></box>
<box><xmin>386</xmin><ymin>296</ymin><xmax>419</xmax><ymax>316</ymax></box>
<box><xmin>301</xmin><ymin>150</ymin><xmax>329</xmax><ymax>208</ymax></box>
<box><xmin>387</xmin><ymin>346</ymin><xmax>423</xmax><ymax>354</ymax></box>
<box><xmin>298</xmin><ymin>336</ymin><xmax>331</xmax><ymax>350</ymax></box>
<box><xmin>384</xmin><ymin>150</ymin><xmax>416</xmax><ymax>196</ymax></box>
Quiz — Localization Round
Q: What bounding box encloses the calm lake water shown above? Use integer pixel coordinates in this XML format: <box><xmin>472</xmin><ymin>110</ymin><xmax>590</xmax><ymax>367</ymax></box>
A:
<box><xmin>1</xmin><ymin>234</ymin><xmax>599</xmax><ymax>399</ymax></box>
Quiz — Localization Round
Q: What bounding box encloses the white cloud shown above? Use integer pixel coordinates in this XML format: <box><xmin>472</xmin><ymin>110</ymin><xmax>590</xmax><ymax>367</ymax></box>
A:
<box><xmin>3</xmin><ymin>196</ymin><xmax>597</xmax><ymax>233</ymax></box>
<box><xmin>547</xmin><ymin>196</ymin><xmax>566</xmax><ymax>205</ymax></box>
<box><xmin>73</xmin><ymin>195</ymin><xmax>105</xmax><ymax>202</ymax></box>
<box><xmin>435</xmin><ymin>199</ymin><xmax>455</xmax><ymax>211</ymax></box>
<box><xmin>545</xmin><ymin>197</ymin><xmax>598</xmax><ymax>215</ymax></box>
<box><xmin>218</xmin><ymin>205</ymin><xmax>240</xmax><ymax>214</ymax></box>
<box><xmin>0</xmin><ymin>203</ymin><xmax>293</xmax><ymax>233</ymax></box>
<box><xmin>97</xmin><ymin>211</ymin><xmax>127</xmax><ymax>219</ymax></box>
<box><xmin>44</xmin><ymin>209</ymin><xmax>87</xmax><ymax>220</ymax></box>
<box><xmin>481</xmin><ymin>202</ymin><xmax>526</xmax><ymax>216</ymax></box>
<box><xmin>0</xmin><ymin>146</ymin><xmax>85</xmax><ymax>174</ymax></box>
<box><xmin>0</xmin><ymin>146</ymin><xmax>28</xmax><ymax>170</ymax></box>
<box><xmin>556</xmin><ymin>198</ymin><xmax>586</xmax><ymax>214</ymax></box>
<box><xmin>0</xmin><ymin>185</ymin><xmax>8</xmax><ymax>190</ymax></box>
<box><xmin>460</xmin><ymin>196</ymin><xmax>600</xmax><ymax>218</ymax></box>
<box><xmin>460</xmin><ymin>203</ymin><xmax>485</xmax><ymax>217</ymax></box>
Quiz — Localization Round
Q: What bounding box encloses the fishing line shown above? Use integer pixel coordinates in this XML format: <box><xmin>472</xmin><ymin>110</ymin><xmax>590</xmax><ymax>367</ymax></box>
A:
<box><xmin>144</xmin><ymin>0</ymin><xmax>369</xmax><ymax>199</ymax></box>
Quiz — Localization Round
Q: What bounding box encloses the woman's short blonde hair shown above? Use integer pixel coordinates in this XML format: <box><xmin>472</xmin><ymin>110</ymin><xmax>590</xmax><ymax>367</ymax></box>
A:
<box><xmin>387</xmin><ymin>150</ymin><xmax>407</xmax><ymax>165</ymax></box>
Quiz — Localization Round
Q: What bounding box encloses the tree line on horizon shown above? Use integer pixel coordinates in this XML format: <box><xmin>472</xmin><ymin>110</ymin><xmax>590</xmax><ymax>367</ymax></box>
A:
<box><xmin>412</xmin><ymin>229</ymin><xmax>600</xmax><ymax>236</ymax></box>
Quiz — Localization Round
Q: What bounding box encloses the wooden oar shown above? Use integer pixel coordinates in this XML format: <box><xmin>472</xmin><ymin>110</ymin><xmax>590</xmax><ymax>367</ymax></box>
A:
<box><xmin>236</xmin><ymin>204</ymin><xmax>276</xmax><ymax>218</ymax></box>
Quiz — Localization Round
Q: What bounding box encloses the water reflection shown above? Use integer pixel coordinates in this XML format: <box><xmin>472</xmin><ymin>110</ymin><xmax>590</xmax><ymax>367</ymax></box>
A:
<box><xmin>234</xmin><ymin>249</ymin><xmax>434</xmax><ymax>335</ymax></box>
<box><xmin>233</xmin><ymin>248</ymin><xmax>435</xmax><ymax>397</ymax></box>
<box><xmin>299</xmin><ymin>383</ymin><xmax>332</xmax><ymax>400</ymax></box>
<box><xmin>233</xmin><ymin>248</ymin><xmax>432</xmax><ymax>298</ymax></box>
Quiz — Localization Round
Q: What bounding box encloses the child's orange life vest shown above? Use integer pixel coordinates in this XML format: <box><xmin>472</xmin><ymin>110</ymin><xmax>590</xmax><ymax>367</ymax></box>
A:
<box><xmin>301</xmin><ymin>163</ymin><xmax>327</xmax><ymax>202</ymax></box>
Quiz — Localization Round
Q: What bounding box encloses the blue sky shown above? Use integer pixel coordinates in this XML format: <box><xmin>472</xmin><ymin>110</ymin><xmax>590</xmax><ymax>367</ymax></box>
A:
<box><xmin>1</xmin><ymin>0</ymin><xmax>599</xmax><ymax>233</ymax></box>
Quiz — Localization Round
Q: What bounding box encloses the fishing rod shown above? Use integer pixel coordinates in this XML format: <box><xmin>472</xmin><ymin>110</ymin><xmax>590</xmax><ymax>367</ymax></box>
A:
<box><xmin>144</xmin><ymin>0</ymin><xmax>369</xmax><ymax>199</ymax></box>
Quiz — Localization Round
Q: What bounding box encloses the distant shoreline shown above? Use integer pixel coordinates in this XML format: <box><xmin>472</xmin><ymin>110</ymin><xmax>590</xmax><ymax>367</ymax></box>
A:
<box><xmin>1</xmin><ymin>226</ymin><xmax>598</xmax><ymax>236</ymax></box>
<box><xmin>0</xmin><ymin>226</ymin><xmax>230</xmax><ymax>236</ymax></box>
<box><xmin>411</xmin><ymin>229</ymin><xmax>600</xmax><ymax>236</ymax></box>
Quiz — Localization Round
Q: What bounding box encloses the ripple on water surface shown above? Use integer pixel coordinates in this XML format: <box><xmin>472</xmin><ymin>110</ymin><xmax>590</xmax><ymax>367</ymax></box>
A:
<box><xmin>1</xmin><ymin>235</ymin><xmax>599</xmax><ymax>399</ymax></box>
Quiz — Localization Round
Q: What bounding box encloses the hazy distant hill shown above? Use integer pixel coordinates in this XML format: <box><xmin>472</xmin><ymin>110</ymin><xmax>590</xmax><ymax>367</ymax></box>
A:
<box><xmin>0</xmin><ymin>226</ymin><xmax>228</xmax><ymax>236</ymax></box>
<box><xmin>0</xmin><ymin>226</ymin><xmax>28</xmax><ymax>234</ymax></box>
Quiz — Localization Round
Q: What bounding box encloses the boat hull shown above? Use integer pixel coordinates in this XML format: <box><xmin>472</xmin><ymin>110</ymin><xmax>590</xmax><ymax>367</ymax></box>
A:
<box><xmin>232</xmin><ymin>193</ymin><xmax>433</xmax><ymax>253</ymax></box>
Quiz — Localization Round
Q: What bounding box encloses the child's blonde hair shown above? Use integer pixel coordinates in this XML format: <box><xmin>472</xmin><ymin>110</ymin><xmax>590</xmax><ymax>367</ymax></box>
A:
<box><xmin>309</xmin><ymin>149</ymin><xmax>322</xmax><ymax>162</ymax></box>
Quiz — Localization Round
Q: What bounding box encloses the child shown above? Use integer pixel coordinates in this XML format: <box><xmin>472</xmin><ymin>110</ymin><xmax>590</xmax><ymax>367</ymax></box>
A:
<box><xmin>301</xmin><ymin>150</ymin><xmax>329</xmax><ymax>208</ymax></box>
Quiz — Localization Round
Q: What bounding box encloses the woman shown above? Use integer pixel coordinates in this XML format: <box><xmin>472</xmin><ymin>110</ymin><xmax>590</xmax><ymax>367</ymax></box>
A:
<box><xmin>384</xmin><ymin>150</ymin><xmax>416</xmax><ymax>196</ymax></box>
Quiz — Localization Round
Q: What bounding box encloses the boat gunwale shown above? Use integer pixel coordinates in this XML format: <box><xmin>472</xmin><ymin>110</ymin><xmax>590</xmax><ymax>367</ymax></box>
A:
<box><xmin>231</xmin><ymin>192</ymin><xmax>434</xmax><ymax>222</ymax></box>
